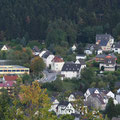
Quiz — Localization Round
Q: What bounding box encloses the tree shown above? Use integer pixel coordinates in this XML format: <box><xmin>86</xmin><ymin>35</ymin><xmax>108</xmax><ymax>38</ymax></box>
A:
<box><xmin>22</xmin><ymin>73</ymin><xmax>32</xmax><ymax>84</ymax></box>
<box><xmin>30</xmin><ymin>57</ymin><xmax>45</xmax><ymax>75</ymax></box>
<box><xmin>6</xmin><ymin>81</ymin><xmax>57</xmax><ymax>120</ymax></box>
<box><xmin>0</xmin><ymin>88</ymin><xmax>11</xmax><ymax>120</ymax></box>
<box><xmin>105</xmin><ymin>98</ymin><xmax>116</xmax><ymax>119</ymax></box>
<box><xmin>59</xmin><ymin>114</ymin><xmax>74</xmax><ymax>120</ymax></box>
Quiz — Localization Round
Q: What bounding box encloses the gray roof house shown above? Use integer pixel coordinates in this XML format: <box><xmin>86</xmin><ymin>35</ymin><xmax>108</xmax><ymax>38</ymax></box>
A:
<box><xmin>56</xmin><ymin>101</ymin><xmax>75</xmax><ymax>115</ymax></box>
<box><xmin>61</xmin><ymin>62</ymin><xmax>81</xmax><ymax>79</ymax></box>
<box><xmin>68</xmin><ymin>91</ymin><xmax>84</xmax><ymax>102</ymax></box>
<box><xmin>96</xmin><ymin>34</ymin><xmax>114</xmax><ymax>51</ymax></box>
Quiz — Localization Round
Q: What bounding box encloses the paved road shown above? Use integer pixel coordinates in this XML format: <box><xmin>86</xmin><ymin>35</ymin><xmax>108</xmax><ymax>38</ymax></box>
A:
<box><xmin>39</xmin><ymin>70</ymin><xmax>59</xmax><ymax>83</ymax></box>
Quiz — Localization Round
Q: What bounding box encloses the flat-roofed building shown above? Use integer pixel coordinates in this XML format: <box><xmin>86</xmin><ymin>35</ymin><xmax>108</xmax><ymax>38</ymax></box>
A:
<box><xmin>0</xmin><ymin>65</ymin><xmax>29</xmax><ymax>75</ymax></box>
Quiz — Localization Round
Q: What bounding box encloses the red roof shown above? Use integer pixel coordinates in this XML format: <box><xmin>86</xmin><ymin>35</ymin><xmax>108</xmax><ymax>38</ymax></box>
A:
<box><xmin>4</xmin><ymin>75</ymin><xmax>18</xmax><ymax>81</ymax></box>
<box><xmin>0</xmin><ymin>81</ymin><xmax>15</xmax><ymax>87</ymax></box>
<box><xmin>106</xmin><ymin>55</ymin><xmax>112</xmax><ymax>59</ymax></box>
<box><xmin>52</xmin><ymin>56</ymin><xmax>64</xmax><ymax>62</ymax></box>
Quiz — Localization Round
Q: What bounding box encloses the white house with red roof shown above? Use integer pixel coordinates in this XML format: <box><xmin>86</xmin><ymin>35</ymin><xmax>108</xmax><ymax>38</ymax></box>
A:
<box><xmin>51</xmin><ymin>56</ymin><xmax>64</xmax><ymax>72</ymax></box>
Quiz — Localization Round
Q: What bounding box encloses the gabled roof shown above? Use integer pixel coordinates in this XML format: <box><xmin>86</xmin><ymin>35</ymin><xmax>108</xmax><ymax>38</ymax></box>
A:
<box><xmin>52</xmin><ymin>56</ymin><xmax>64</xmax><ymax>62</ymax></box>
<box><xmin>104</xmin><ymin>56</ymin><xmax>116</xmax><ymax>65</ymax></box>
<box><xmin>91</xmin><ymin>93</ymin><xmax>105</xmax><ymax>104</ymax></box>
<box><xmin>33</xmin><ymin>46</ymin><xmax>40</xmax><ymax>52</ymax></box>
<box><xmin>42</xmin><ymin>51</ymin><xmax>52</xmax><ymax>58</ymax></box>
<box><xmin>96</xmin><ymin>34</ymin><xmax>113</xmax><ymax>46</ymax></box>
<box><xmin>0</xmin><ymin>81</ymin><xmax>15</xmax><ymax>87</ymax></box>
<box><xmin>50</xmin><ymin>96</ymin><xmax>57</xmax><ymax>103</ymax></box>
<box><xmin>57</xmin><ymin>101</ymin><xmax>70</xmax><ymax>107</ymax></box>
<box><xmin>88</xmin><ymin>88</ymin><xmax>100</xmax><ymax>94</ymax></box>
<box><xmin>77</xmin><ymin>59</ymin><xmax>85</xmax><ymax>65</ymax></box>
<box><xmin>62</xmin><ymin>62</ymin><xmax>81</xmax><ymax>72</ymax></box>
<box><xmin>4</xmin><ymin>75</ymin><xmax>18</xmax><ymax>81</ymax></box>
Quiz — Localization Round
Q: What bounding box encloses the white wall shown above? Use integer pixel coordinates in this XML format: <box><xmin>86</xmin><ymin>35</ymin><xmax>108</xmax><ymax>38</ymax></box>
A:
<box><xmin>57</xmin><ymin>103</ymin><xmax>75</xmax><ymax>115</ymax></box>
<box><xmin>116</xmin><ymin>95</ymin><xmax>120</xmax><ymax>104</ymax></box>
<box><xmin>68</xmin><ymin>94</ymin><xmax>76</xmax><ymax>102</ymax></box>
<box><xmin>113</xmin><ymin>48</ymin><xmax>120</xmax><ymax>54</ymax></box>
<box><xmin>51</xmin><ymin>62</ymin><xmax>64</xmax><ymax>72</ymax></box>
<box><xmin>44</xmin><ymin>55</ymin><xmax>55</xmax><ymax>67</ymax></box>
<box><xmin>1</xmin><ymin>45</ymin><xmax>8</xmax><ymax>51</ymax></box>
<box><xmin>84</xmin><ymin>50</ymin><xmax>92</xmax><ymax>55</ymax></box>
<box><xmin>61</xmin><ymin>71</ymin><xmax>79</xmax><ymax>79</ymax></box>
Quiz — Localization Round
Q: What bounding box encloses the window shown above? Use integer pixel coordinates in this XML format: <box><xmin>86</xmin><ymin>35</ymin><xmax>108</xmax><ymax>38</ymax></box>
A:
<box><xmin>0</xmin><ymin>70</ymin><xmax>3</xmax><ymax>72</ymax></box>
<box><xmin>21</xmin><ymin>70</ymin><xmax>24</xmax><ymax>72</ymax></box>
<box><xmin>17</xmin><ymin>70</ymin><xmax>20</xmax><ymax>72</ymax></box>
<box><xmin>12</xmin><ymin>70</ymin><xmax>16</xmax><ymax>72</ymax></box>
<box><xmin>4</xmin><ymin>70</ymin><xmax>7</xmax><ymax>72</ymax></box>
<box><xmin>25</xmin><ymin>70</ymin><xmax>28</xmax><ymax>72</ymax></box>
<box><xmin>8</xmin><ymin>70</ymin><xmax>11</xmax><ymax>72</ymax></box>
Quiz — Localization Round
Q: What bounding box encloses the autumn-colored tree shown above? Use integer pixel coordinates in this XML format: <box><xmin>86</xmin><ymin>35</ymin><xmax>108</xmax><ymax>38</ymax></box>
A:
<box><xmin>6</xmin><ymin>81</ymin><xmax>57</xmax><ymax>120</ymax></box>
<box><xmin>30</xmin><ymin>57</ymin><xmax>45</xmax><ymax>75</ymax></box>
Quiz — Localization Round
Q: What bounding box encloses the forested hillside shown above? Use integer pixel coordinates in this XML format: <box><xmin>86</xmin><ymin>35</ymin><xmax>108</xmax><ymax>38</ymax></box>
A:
<box><xmin>0</xmin><ymin>0</ymin><xmax>120</xmax><ymax>46</ymax></box>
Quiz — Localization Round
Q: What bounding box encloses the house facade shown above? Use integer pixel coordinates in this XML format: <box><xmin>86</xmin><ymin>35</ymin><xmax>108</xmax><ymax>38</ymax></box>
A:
<box><xmin>84</xmin><ymin>88</ymin><xmax>100</xmax><ymax>101</ymax></box>
<box><xmin>76</xmin><ymin>55</ymin><xmax>86</xmax><ymax>60</ymax></box>
<box><xmin>50</xmin><ymin>97</ymin><xmax>59</xmax><ymax>112</ymax></box>
<box><xmin>68</xmin><ymin>91</ymin><xmax>83</xmax><ymax>102</ymax></box>
<box><xmin>51</xmin><ymin>56</ymin><xmax>64</xmax><ymax>72</ymax></box>
<box><xmin>112</xmin><ymin>41</ymin><xmax>120</xmax><ymax>54</ymax></box>
<box><xmin>1</xmin><ymin>45</ymin><xmax>9</xmax><ymax>51</ymax></box>
<box><xmin>61</xmin><ymin>62</ymin><xmax>81</xmax><ymax>79</ymax></box>
<box><xmin>99</xmin><ymin>55</ymin><xmax>117</xmax><ymax>71</ymax></box>
<box><xmin>56</xmin><ymin>101</ymin><xmax>75</xmax><ymax>115</ymax></box>
<box><xmin>87</xmin><ymin>94</ymin><xmax>106</xmax><ymax>110</ymax></box>
<box><xmin>96</xmin><ymin>34</ymin><xmax>114</xmax><ymax>51</ymax></box>
<box><xmin>84</xmin><ymin>44</ymin><xmax>94</xmax><ymax>55</ymax></box>
<box><xmin>40</xmin><ymin>50</ymin><xmax>55</xmax><ymax>67</ymax></box>
<box><xmin>75</xmin><ymin>59</ymin><xmax>86</xmax><ymax>69</ymax></box>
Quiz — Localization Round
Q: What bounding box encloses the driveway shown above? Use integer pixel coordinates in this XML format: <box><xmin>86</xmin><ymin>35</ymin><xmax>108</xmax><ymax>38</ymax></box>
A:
<box><xmin>40</xmin><ymin>70</ymin><xmax>60</xmax><ymax>83</ymax></box>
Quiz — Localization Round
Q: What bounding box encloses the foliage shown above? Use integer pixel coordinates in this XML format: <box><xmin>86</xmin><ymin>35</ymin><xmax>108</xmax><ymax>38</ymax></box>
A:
<box><xmin>30</xmin><ymin>57</ymin><xmax>45</xmax><ymax>75</ymax></box>
<box><xmin>104</xmin><ymin>98</ymin><xmax>116</xmax><ymax>119</ymax></box>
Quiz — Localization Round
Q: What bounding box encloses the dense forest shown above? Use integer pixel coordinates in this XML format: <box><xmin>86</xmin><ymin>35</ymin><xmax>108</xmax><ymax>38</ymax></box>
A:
<box><xmin>0</xmin><ymin>0</ymin><xmax>120</xmax><ymax>46</ymax></box>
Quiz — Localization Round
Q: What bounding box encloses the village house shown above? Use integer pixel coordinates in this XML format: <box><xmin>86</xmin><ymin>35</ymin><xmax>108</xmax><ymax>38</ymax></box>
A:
<box><xmin>86</xmin><ymin>93</ymin><xmax>106</xmax><ymax>110</ymax></box>
<box><xmin>40</xmin><ymin>50</ymin><xmax>55</xmax><ymax>68</ymax></box>
<box><xmin>96</xmin><ymin>34</ymin><xmax>114</xmax><ymax>51</ymax></box>
<box><xmin>84</xmin><ymin>44</ymin><xmax>94</xmax><ymax>55</ymax></box>
<box><xmin>32</xmin><ymin>46</ymin><xmax>40</xmax><ymax>56</ymax></box>
<box><xmin>0</xmin><ymin>75</ymin><xmax>18</xmax><ymax>95</ymax></box>
<box><xmin>71</xmin><ymin>44</ymin><xmax>77</xmax><ymax>51</ymax></box>
<box><xmin>51</xmin><ymin>56</ymin><xmax>64</xmax><ymax>72</ymax></box>
<box><xmin>84</xmin><ymin>88</ymin><xmax>100</xmax><ymax>101</ymax></box>
<box><xmin>75</xmin><ymin>59</ymin><xmax>86</xmax><ymax>69</ymax></box>
<box><xmin>1</xmin><ymin>45</ymin><xmax>10</xmax><ymax>51</ymax></box>
<box><xmin>3</xmin><ymin>75</ymin><xmax>18</xmax><ymax>82</ymax></box>
<box><xmin>95</xmin><ymin>54</ymin><xmax>106</xmax><ymax>62</ymax></box>
<box><xmin>50</xmin><ymin>96</ymin><xmax>59</xmax><ymax>112</ymax></box>
<box><xmin>56</xmin><ymin>101</ymin><xmax>75</xmax><ymax>115</ymax></box>
<box><xmin>61</xmin><ymin>62</ymin><xmax>81</xmax><ymax>79</ymax></box>
<box><xmin>112</xmin><ymin>41</ymin><xmax>120</xmax><ymax>54</ymax></box>
<box><xmin>94</xmin><ymin>44</ymin><xmax>103</xmax><ymax>55</ymax></box>
<box><xmin>76</xmin><ymin>55</ymin><xmax>86</xmax><ymax>60</ymax></box>
<box><xmin>99</xmin><ymin>55</ymin><xmax>117</xmax><ymax>71</ymax></box>
<box><xmin>68</xmin><ymin>91</ymin><xmax>84</xmax><ymax>102</ymax></box>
